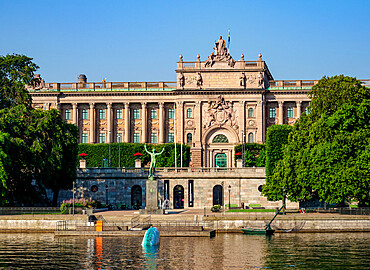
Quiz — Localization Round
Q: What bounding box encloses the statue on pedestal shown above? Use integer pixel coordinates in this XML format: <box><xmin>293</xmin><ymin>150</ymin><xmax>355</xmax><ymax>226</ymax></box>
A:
<box><xmin>144</xmin><ymin>145</ymin><xmax>164</xmax><ymax>177</ymax></box>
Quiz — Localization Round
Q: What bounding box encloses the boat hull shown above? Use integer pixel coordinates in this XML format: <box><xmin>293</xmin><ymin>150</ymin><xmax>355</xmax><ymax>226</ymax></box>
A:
<box><xmin>242</xmin><ymin>228</ymin><xmax>275</xmax><ymax>235</ymax></box>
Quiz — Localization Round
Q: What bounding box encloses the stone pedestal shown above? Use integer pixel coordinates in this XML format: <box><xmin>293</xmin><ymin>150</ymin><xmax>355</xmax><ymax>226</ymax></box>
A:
<box><xmin>135</xmin><ymin>158</ymin><xmax>142</xmax><ymax>168</ymax></box>
<box><xmin>80</xmin><ymin>159</ymin><xmax>86</xmax><ymax>169</ymax></box>
<box><xmin>140</xmin><ymin>176</ymin><xmax>164</xmax><ymax>214</ymax></box>
<box><xmin>236</xmin><ymin>159</ymin><xmax>243</xmax><ymax>168</ymax></box>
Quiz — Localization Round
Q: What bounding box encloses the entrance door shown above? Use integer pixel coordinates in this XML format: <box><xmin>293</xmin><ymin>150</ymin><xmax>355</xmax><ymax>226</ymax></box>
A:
<box><xmin>213</xmin><ymin>185</ymin><xmax>223</xmax><ymax>206</ymax></box>
<box><xmin>131</xmin><ymin>185</ymin><xmax>142</xmax><ymax>209</ymax></box>
<box><xmin>215</xmin><ymin>153</ymin><xmax>227</xmax><ymax>167</ymax></box>
<box><xmin>173</xmin><ymin>185</ymin><xmax>184</xmax><ymax>209</ymax></box>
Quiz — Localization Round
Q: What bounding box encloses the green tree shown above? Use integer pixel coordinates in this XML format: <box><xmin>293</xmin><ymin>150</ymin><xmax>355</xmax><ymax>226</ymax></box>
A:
<box><xmin>263</xmin><ymin>124</ymin><xmax>292</xmax><ymax>201</ymax></box>
<box><xmin>308</xmin><ymin>75</ymin><xmax>370</xmax><ymax>120</ymax></box>
<box><xmin>0</xmin><ymin>54</ymin><xmax>79</xmax><ymax>206</ymax></box>
<box><xmin>267</xmin><ymin>76</ymin><xmax>370</xmax><ymax>206</ymax></box>
<box><xmin>0</xmin><ymin>54</ymin><xmax>38</xmax><ymax>109</ymax></box>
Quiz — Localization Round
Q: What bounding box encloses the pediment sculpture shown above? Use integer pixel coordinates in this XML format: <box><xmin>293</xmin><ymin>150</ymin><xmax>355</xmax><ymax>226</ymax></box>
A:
<box><xmin>204</xmin><ymin>36</ymin><xmax>235</xmax><ymax>68</ymax></box>
<box><xmin>25</xmin><ymin>74</ymin><xmax>47</xmax><ymax>90</ymax></box>
<box><xmin>203</xmin><ymin>95</ymin><xmax>238</xmax><ymax>130</ymax></box>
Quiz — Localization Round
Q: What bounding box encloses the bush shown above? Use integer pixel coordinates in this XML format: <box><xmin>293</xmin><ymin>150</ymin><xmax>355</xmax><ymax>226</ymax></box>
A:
<box><xmin>211</xmin><ymin>204</ymin><xmax>222</xmax><ymax>212</ymax></box>
<box><xmin>234</xmin><ymin>143</ymin><xmax>266</xmax><ymax>167</ymax></box>
<box><xmin>78</xmin><ymin>143</ymin><xmax>190</xmax><ymax>168</ymax></box>
<box><xmin>60</xmin><ymin>198</ymin><xmax>102</xmax><ymax>214</ymax></box>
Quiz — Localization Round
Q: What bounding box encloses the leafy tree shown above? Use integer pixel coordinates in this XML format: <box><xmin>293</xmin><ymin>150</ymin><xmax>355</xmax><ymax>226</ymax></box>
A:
<box><xmin>0</xmin><ymin>54</ymin><xmax>79</xmax><ymax>206</ymax></box>
<box><xmin>263</xmin><ymin>124</ymin><xmax>292</xmax><ymax>201</ymax></box>
<box><xmin>308</xmin><ymin>75</ymin><xmax>370</xmax><ymax>120</ymax></box>
<box><xmin>266</xmin><ymin>76</ymin><xmax>370</xmax><ymax>206</ymax></box>
<box><xmin>0</xmin><ymin>54</ymin><xmax>38</xmax><ymax>109</ymax></box>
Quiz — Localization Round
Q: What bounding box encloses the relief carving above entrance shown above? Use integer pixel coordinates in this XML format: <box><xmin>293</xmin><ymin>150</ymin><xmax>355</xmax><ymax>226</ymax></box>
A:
<box><xmin>203</xmin><ymin>95</ymin><xmax>238</xmax><ymax>131</ymax></box>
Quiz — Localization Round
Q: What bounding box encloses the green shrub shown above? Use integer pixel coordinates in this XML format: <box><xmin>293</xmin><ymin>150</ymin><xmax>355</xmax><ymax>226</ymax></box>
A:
<box><xmin>234</xmin><ymin>143</ymin><xmax>266</xmax><ymax>167</ymax></box>
<box><xmin>211</xmin><ymin>204</ymin><xmax>222</xmax><ymax>212</ymax></box>
<box><xmin>78</xmin><ymin>143</ymin><xmax>190</xmax><ymax>168</ymax></box>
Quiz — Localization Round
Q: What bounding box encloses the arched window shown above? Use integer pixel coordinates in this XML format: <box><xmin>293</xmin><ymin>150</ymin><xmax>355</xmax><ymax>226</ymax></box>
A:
<box><xmin>187</xmin><ymin>133</ymin><xmax>192</xmax><ymax>144</ymax></box>
<box><xmin>248</xmin><ymin>108</ymin><xmax>254</xmax><ymax>118</ymax></box>
<box><xmin>212</xmin><ymin>134</ymin><xmax>229</xmax><ymax>143</ymax></box>
<box><xmin>248</xmin><ymin>132</ymin><xmax>254</xmax><ymax>143</ymax></box>
<box><xmin>187</xmin><ymin>108</ymin><xmax>193</xmax><ymax>118</ymax></box>
<box><xmin>213</xmin><ymin>185</ymin><xmax>223</xmax><ymax>205</ymax></box>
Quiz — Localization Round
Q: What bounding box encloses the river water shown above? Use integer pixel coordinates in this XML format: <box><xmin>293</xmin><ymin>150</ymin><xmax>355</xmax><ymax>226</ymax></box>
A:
<box><xmin>0</xmin><ymin>233</ymin><xmax>369</xmax><ymax>269</ymax></box>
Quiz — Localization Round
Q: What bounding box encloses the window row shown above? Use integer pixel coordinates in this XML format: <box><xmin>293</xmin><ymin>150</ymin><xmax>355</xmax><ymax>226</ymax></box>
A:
<box><xmin>268</xmin><ymin>107</ymin><xmax>309</xmax><ymax>119</ymax></box>
<box><xmin>65</xmin><ymin>108</ymin><xmax>176</xmax><ymax>120</ymax></box>
<box><xmin>81</xmin><ymin>132</ymin><xmax>175</xmax><ymax>144</ymax></box>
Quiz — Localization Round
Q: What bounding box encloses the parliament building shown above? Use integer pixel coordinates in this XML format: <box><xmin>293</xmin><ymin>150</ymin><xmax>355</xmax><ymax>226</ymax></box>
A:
<box><xmin>29</xmin><ymin>36</ymin><xmax>319</xmax><ymax>168</ymax></box>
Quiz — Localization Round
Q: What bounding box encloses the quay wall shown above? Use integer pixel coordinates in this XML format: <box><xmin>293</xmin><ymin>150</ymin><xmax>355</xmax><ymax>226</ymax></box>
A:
<box><xmin>1</xmin><ymin>216</ymin><xmax>370</xmax><ymax>232</ymax></box>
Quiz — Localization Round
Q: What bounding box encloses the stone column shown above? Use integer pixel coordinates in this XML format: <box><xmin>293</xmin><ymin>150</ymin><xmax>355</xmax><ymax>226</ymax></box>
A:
<box><xmin>278</xmin><ymin>101</ymin><xmax>284</xmax><ymax>125</ymax></box>
<box><xmin>239</xmin><ymin>101</ymin><xmax>245</xmax><ymax>142</ymax></box>
<box><xmin>178</xmin><ymin>101</ymin><xmax>184</xmax><ymax>145</ymax></box>
<box><xmin>159</xmin><ymin>102</ymin><xmax>165</xmax><ymax>143</ymax></box>
<box><xmin>256</xmin><ymin>100</ymin><xmax>265</xmax><ymax>143</ymax></box>
<box><xmin>72</xmin><ymin>103</ymin><xmax>78</xmax><ymax>125</ymax></box>
<box><xmin>89</xmin><ymin>103</ymin><xmax>95</xmax><ymax>143</ymax></box>
<box><xmin>141</xmin><ymin>102</ymin><xmax>147</xmax><ymax>143</ymax></box>
<box><xmin>124</xmin><ymin>102</ymin><xmax>130</xmax><ymax>142</ymax></box>
<box><xmin>192</xmin><ymin>101</ymin><xmax>203</xmax><ymax>167</ymax></box>
<box><xmin>44</xmin><ymin>103</ymin><xmax>50</xmax><ymax>110</ymax></box>
<box><xmin>107</xmin><ymin>103</ymin><xmax>112</xmax><ymax>143</ymax></box>
<box><xmin>297</xmin><ymin>101</ymin><xmax>302</xmax><ymax>118</ymax></box>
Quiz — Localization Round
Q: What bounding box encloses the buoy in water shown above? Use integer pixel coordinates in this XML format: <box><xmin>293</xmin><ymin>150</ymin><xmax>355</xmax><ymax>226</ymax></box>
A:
<box><xmin>142</xmin><ymin>227</ymin><xmax>160</xmax><ymax>246</ymax></box>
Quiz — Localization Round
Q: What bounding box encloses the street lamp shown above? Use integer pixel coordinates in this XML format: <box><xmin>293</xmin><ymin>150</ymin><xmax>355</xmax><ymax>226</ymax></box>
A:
<box><xmin>106</xmin><ymin>184</ymin><xmax>109</xmax><ymax>206</ymax></box>
<box><xmin>108</xmin><ymin>131</ymin><xmax>112</xmax><ymax>167</ymax></box>
<box><xmin>228</xmin><ymin>185</ymin><xmax>231</xmax><ymax>209</ymax></box>
<box><xmin>241</xmin><ymin>130</ymin><xmax>245</xmax><ymax>167</ymax></box>
<box><xmin>118</xmin><ymin>134</ymin><xmax>121</xmax><ymax>168</ymax></box>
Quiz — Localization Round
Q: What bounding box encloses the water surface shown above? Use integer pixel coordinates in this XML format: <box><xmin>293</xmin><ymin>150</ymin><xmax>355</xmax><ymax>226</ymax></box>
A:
<box><xmin>0</xmin><ymin>233</ymin><xmax>369</xmax><ymax>269</ymax></box>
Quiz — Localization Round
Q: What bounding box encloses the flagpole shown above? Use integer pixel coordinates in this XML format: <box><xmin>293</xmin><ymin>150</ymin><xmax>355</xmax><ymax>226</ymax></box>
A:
<box><xmin>227</xmin><ymin>29</ymin><xmax>230</xmax><ymax>53</ymax></box>
<box><xmin>174</xmin><ymin>102</ymin><xmax>177</xmax><ymax>170</ymax></box>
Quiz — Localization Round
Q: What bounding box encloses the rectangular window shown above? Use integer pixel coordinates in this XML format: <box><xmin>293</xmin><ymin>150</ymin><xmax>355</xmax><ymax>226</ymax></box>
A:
<box><xmin>116</xmin><ymin>109</ymin><xmax>123</xmax><ymax>119</ymax></box>
<box><xmin>133</xmin><ymin>133</ymin><xmax>140</xmax><ymax>143</ymax></box>
<box><xmin>269</xmin><ymin>108</ymin><xmax>276</xmax><ymax>118</ymax></box>
<box><xmin>151</xmin><ymin>109</ymin><xmax>157</xmax><ymax>119</ymax></box>
<box><xmin>82</xmin><ymin>133</ymin><xmax>88</xmax><ymax>144</ymax></box>
<box><xmin>116</xmin><ymin>133</ymin><xmax>123</xmax><ymax>142</ymax></box>
<box><xmin>99</xmin><ymin>109</ymin><xmax>105</xmax><ymax>120</ymax></box>
<box><xmin>65</xmin><ymin>109</ymin><xmax>71</xmax><ymax>120</ymax></box>
<box><xmin>287</xmin><ymin>107</ymin><xmax>294</xmax><ymax>118</ymax></box>
<box><xmin>151</xmin><ymin>133</ymin><xmax>157</xmax><ymax>143</ymax></box>
<box><xmin>99</xmin><ymin>133</ymin><xmax>106</xmax><ymax>143</ymax></box>
<box><xmin>168</xmin><ymin>108</ymin><xmax>175</xmax><ymax>119</ymax></box>
<box><xmin>82</xmin><ymin>109</ymin><xmax>88</xmax><ymax>120</ymax></box>
<box><xmin>133</xmin><ymin>109</ymin><xmax>140</xmax><ymax>120</ymax></box>
<box><xmin>168</xmin><ymin>133</ymin><xmax>174</xmax><ymax>143</ymax></box>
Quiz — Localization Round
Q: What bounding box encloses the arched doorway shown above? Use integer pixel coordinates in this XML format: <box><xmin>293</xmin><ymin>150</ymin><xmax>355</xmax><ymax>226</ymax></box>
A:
<box><xmin>215</xmin><ymin>153</ymin><xmax>227</xmax><ymax>168</ymax></box>
<box><xmin>173</xmin><ymin>185</ymin><xmax>184</xmax><ymax>209</ymax></box>
<box><xmin>131</xmin><ymin>185</ymin><xmax>142</xmax><ymax>209</ymax></box>
<box><xmin>213</xmin><ymin>185</ymin><xmax>223</xmax><ymax>206</ymax></box>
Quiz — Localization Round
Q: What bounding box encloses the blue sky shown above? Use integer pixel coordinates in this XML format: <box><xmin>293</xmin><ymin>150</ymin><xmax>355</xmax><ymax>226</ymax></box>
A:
<box><xmin>1</xmin><ymin>0</ymin><xmax>369</xmax><ymax>82</ymax></box>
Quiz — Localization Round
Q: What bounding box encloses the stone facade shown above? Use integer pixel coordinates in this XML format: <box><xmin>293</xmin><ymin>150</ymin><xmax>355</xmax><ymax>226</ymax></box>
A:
<box><xmin>76</xmin><ymin>168</ymin><xmax>297</xmax><ymax>209</ymax></box>
<box><xmin>28</xmin><ymin>37</ymin><xmax>346</xmax><ymax>168</ymax></box>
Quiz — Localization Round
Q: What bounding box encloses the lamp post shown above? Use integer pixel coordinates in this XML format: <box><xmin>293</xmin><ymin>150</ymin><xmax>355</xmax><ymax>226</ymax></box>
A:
<box><xmin>228</xmin><ymin>185</ymin><xmax>231</xmax><ymax>210</ymax></box>
<box><xmin>241</xmin><ymin>130</ymin><xmax>245</xmax><ymax>167</ymax></box>
<box><xmin>106</xmin><ymin>184</ymin><xmax>109</xmax><ymax>206</ymax></box>
<box><xmin>118</xmin><ymin>134</ymin><xmax>121</xmax><ymax>168</ymax></box>
<box><xmin>72</xmin><ymin>180</ymin><xmax>75</xmax><ymax>215</ymax></box>
<box><xmin>108</xmin><ymin>131</ymin><xmax>111</xmax><ymax>167</ymax></box>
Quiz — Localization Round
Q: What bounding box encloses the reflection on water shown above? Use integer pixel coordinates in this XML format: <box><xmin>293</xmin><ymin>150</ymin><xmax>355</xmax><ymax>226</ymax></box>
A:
<box><xmin>0</xmin><ymin>233</ymin><xmax>369</xmax><ymax>269</ymax></box>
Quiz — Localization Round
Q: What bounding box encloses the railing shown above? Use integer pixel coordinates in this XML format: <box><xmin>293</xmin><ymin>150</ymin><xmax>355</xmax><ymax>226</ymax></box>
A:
<box><xmin>269</xmin><ymin>79</ymin><xmax>370</xmax><ymax>89</ymax></box>
<box><xmin>0</xmin><ymin>207</ymin><xmax>60</xmax><ymax>215</ymax></box>
<box><xmin>178</xmin><ymin>60</ymin><xmax>265</xmax><ymax>69</ymax></box>
<box><xmin>30</xmin><ymin>81</ymin><xmax>177</xmax><ymax>92</ymax></box>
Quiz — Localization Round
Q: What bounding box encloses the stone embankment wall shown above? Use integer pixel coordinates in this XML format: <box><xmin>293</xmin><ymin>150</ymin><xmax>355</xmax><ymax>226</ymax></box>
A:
<box><xmin>1</xmin><ymin>215</ymin><xmax>370</xmax><ymax>232</ymax></box>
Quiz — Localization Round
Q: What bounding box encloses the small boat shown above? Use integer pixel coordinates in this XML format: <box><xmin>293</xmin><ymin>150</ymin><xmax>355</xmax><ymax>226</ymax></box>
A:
<box><xmin>242</xmin><ymin>228</ymin><xmax>275</xmax><ymax>235</ymax></box>
<box><xmin>241</xmin><ymin>204</ymin><xmax>285</xmax><ymax>236</ymax></box>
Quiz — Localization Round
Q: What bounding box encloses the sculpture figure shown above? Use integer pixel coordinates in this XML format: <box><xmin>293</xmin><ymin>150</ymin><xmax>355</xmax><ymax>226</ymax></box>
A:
<box><xmin>205</xmin><ymin>52</ymin><xmax>215</xmax><ymax>67</ymax></box>
<box><xmin>258</xmin><ymin>72</ymin><xmax>264</xmax><ymax>87</ymax></box>
<box><xmin>214</xmin><ymin>36</ymin><xmax>226</xmax><ymax>56</ymax></box>
<box><xmin>144</xmin><ymin>145</ymin><xmax>165</xmax><ymax>177</ymax></box>
<box><xmin>240</xmin><ymin>73</ymin><xmax>247</xmax><ymax>88</ymax></box>
<box><xmin>179</xmin><ymin>72</ymin><xmax>185</xmax><ymax>88</ymax></box>
<box><xmin>196</xmin><ymin>72</ymin><xmax>203</xmax><ymax>88</ymax></box>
